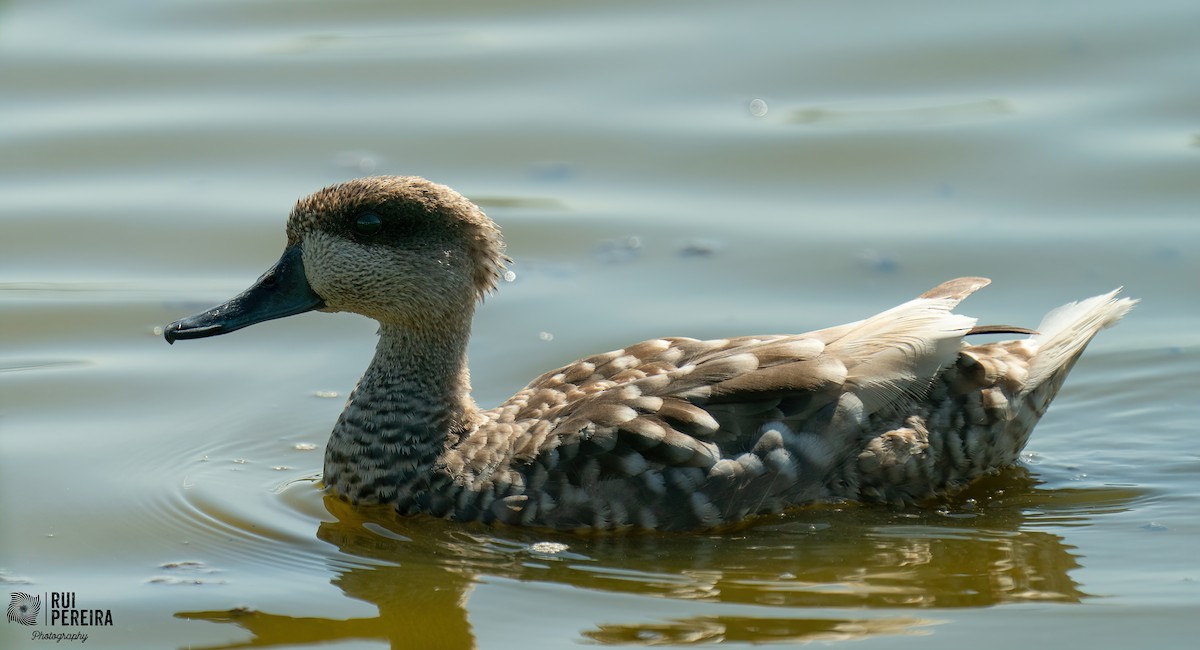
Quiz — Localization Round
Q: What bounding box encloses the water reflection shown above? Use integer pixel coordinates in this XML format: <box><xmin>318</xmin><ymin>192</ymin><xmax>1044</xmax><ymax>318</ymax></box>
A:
<box><xmin>177</xmin><ymin>470</ymin><xmax>1141</xmax><ymax>649</ymax></box>
<box><xmin>583</xmin><ymin>615</ymin><xmax>935</xmax><ymax>645</ymax></box>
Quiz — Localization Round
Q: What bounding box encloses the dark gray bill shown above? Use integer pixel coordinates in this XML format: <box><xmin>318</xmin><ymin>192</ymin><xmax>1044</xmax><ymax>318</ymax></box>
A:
<box><xmin>164</xmin><ymin>244</ymin><xmax>324</xmax><ymax>344</ymax></box>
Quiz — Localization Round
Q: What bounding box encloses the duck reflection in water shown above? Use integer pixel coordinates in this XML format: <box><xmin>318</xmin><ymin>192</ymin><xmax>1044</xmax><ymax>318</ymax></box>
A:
<box><xmin>174</xmin><ymin>469</ymin><xmax>1132</xmax><ymax>649</ymax></box>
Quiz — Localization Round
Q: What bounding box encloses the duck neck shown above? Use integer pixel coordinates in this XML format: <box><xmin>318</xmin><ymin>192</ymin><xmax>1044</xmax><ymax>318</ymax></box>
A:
<box><xmin>324</xmin><ymin>318</ymin><xmax>479</xmax><ymax>508</ymax></box>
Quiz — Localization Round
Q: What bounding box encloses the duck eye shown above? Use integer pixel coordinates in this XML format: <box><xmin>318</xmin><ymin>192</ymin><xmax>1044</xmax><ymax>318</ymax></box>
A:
<box><xmin>353</xmin><ymin>212</ymin><xmax>383</xmax><ymax>236</ymax></box>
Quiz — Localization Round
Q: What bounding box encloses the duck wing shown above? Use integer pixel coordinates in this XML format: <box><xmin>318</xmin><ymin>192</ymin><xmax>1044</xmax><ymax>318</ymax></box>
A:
<box><xmin>501</xmin><ymin>277</ymin><xmax>988</xmax><ymax>472</ymax></box>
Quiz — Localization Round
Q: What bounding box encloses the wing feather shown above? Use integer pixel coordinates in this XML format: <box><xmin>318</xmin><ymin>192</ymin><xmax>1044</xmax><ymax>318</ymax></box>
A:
<box><xmin>503</xmin><ymin>277</ymin><xmax>992</xmax><ymax>476</ymax></box>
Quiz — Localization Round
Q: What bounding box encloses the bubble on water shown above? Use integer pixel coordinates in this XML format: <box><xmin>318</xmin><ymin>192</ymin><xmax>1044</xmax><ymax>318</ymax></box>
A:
<box><xmin>594</xmin><ymin>235</ymin><xmax>643</xmax><ymax>264</ymax></box>
<box><xmin>749</xmin><ymin>98</ymin><xmax>769</xmax><ymax>117</ymax></box>
<box><xmin>333</xmin><ymin>150</ymin><xmax>381</xmax><ymax>173</ymax></box>
<box><xmin>858</xmin><ymin>248</ymin><xmax>899</xmax><ymax>274</ymax></box>
<box><xmin>528</xmin><ymin>541</ymin><xmax>569</xmax><ymax>554</ymax></box>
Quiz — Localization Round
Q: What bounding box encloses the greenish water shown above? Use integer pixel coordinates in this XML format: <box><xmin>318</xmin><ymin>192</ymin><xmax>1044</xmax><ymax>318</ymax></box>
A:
<box><xmin>2</xmin><ymin>0</ymin><xmax>1198</xmax><ymax>648</ymax></box>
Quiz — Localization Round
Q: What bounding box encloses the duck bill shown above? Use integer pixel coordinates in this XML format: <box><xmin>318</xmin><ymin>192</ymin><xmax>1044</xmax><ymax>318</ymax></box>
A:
<box><xmin>164</xmin><ymin>244</ymin><xmax>324</xmax><ymax>344</ymax></box>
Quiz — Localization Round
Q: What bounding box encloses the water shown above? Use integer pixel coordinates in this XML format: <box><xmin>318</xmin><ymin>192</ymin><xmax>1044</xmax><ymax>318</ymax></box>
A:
<box><xmin>2</xmin><ymin>0</ymin><xmax>1198</xmax><ymax>648</ymax></box>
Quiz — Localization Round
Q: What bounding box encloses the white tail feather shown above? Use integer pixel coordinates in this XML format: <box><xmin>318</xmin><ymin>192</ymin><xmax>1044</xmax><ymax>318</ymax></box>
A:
<box><xmin>837</xmin><ymin>296</ymin><xmax>978</xmax><ymax>411</ymax></box>
<box><xmin>1022</xmin><ymin>289</ymin><xmax>1137</xmax><ymax>395</ymax></box>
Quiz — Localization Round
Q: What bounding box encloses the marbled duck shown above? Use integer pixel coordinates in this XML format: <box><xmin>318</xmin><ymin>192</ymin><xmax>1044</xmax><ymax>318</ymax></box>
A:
<box><xmin>165</xmin><ymin>176</ymin><xmax>1136</xmax><ymax>532</ymax></box>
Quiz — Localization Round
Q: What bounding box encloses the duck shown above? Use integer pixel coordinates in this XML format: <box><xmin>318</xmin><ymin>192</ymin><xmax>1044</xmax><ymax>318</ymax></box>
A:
<box><xmin>164</xmin><ymin>176</ymin><xmax>1136</xmax><ymax>532</ymax></box>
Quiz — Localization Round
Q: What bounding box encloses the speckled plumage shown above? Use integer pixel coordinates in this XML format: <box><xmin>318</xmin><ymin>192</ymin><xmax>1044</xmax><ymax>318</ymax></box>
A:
<box><xmin>166</xmin><ymin>176</ymin><xmax>1136</xmax><ymax>532</ymax></box>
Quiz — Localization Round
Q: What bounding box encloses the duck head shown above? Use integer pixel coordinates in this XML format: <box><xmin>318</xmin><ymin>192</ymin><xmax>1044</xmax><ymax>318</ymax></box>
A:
<box><xmin>164</xmin><ymin>176</ymin><xmax>507</xmax><ymax>343</ymax></box>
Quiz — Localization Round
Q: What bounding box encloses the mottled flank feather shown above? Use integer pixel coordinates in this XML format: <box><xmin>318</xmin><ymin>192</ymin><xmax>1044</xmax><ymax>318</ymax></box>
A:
<box><xmin>174</xmin><ymin>176</ymin><xmax>1138</xmax><ymax>532</ymax></box>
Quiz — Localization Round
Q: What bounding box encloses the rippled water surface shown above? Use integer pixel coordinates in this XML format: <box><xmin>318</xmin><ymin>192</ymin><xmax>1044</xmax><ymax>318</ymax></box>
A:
<box><xmin>2</xmin><ymin>1</ymin><xmax>1198</xmax><ymax>648</ymax></box>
